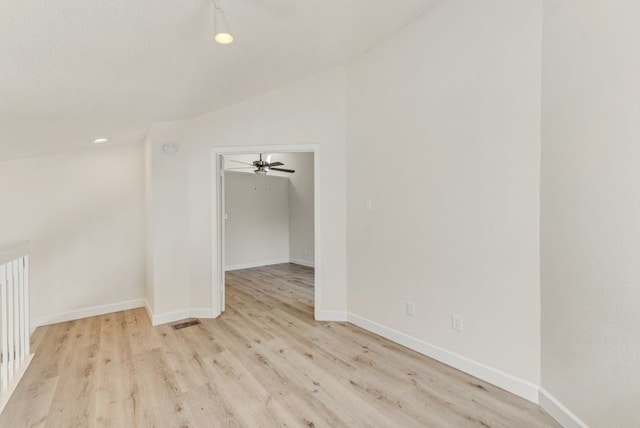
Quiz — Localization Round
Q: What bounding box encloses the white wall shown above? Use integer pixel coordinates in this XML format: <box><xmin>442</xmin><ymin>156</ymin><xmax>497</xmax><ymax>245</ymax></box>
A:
<box><xmin>7</xmin><ymin>2</ymin><xmax>637</xmax><ymax>423</ymax></box>
<box><xmin>147</xmin><ymin>68</ymin><xmax>347</xmax><ymax>320</ymax></box>
<box><xmin>541</xmin><ymin>1</ymin><xmax>640</xmax><ymax>426</ymax></box>
<box><xmin>224</xmin><ymin>152</ymin><xmax>315</xmax><ymax>267</ymax></box>
<box><xmin>280</xmin><ymin>152</ymin><xmax>315</xmax><ymax>267</ymax></box>
<box><xmin>146</xmin><ymin>132</ymin><xmax>192</xmax><ymax>317</ymax></box>
<box><xmin>346</xmin><ymin>0</ymin><xmax>543</xmax><ymax>394</ymax></box>
<box><xmin>0</xmin><ymin>143</ymin><xmax>145</xmax><ymax>326</ymax></box>
<box><xmin>224</xmin><ymin>171</ymin><xmax>290</xmax><ymax>269</ymax></box>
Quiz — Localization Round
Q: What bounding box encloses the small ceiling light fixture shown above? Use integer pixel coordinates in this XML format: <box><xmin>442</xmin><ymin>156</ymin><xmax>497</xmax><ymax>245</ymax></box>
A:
<box><xmin>213</xmin><ymin>0</ymin><xmax>234</xmax><ymax>45</ymax></box>
<box><xmin>162</xmin><ymin>143</ymin><xmax>178</xmax><ymax>156</ymax></box>
<box><xmin>92</xmin><ymin>137</ymin><xmax>109</xmax><ymax>144</ymax></box>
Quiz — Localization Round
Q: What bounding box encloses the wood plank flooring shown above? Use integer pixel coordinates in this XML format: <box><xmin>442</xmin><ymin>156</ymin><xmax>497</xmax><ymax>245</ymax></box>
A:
<box><xmin>0</xmin><ymin>263</ymin><xmax>560</xmax><ymax>427</ymax></box>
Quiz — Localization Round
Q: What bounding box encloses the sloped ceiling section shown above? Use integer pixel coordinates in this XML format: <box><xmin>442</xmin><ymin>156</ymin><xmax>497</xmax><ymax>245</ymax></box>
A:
<box><xmin>0</xmin><ymin>0</ymin><xmax>436</xmax><ymax>161</ymax></box>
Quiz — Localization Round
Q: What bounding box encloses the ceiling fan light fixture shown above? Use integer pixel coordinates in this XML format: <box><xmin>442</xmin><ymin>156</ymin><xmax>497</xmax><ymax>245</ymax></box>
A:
<box><xmin>214</xmin><ymin>0</ymin><xmax>234</xmax><ymax>45</ymax></box>
<box><xmin>215</xmin><ymin>32</ymin><xmax>234</xmax><ymax>45</ymax></box>
<box><xmin>231</xmin><ymin>154</ymin><xmax>295</xmax><ymax>175</ymax></box>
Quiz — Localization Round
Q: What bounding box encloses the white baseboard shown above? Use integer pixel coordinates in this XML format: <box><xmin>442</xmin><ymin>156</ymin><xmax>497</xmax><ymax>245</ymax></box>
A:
<box><xmin>226</xmin><ymin>258</ymin><xmax>315</xmax><ymax>271</ymax></box>
<box><xmin>31</xmin><ymin>299</ymin><xmax>146</xmax><ymax>329</ymax></box>
<box><xmin>289</xmin><ymin>258</ymin><xmax>315</xmax><ymax>268</ymax></box>
<box><xmin>27</xmin><ymin>297</ymin><xmax>580</xmax><ymax>427</ymax></box>
<box><xmin>539</xmin><ymin>388</ymin><xmax>588</xmax><ymax>428</ymax></box>
<box><xmin>143</xmin><ymin>299</ymin><xmax>154</xmax><ymax>323</ymax></box>
<box><xmin>315</xmin><ymin>310</ymin><xmax>348</xmax><ymax>322</ymax></box>
<box><xmin>347</xmin><ymin>312</ymin><xmax>540</xmax><ymax>403</ymax></box>
<box><xmin>189</xmin><ymin>308</ymin><xmax>215</xmax><ymax>318</ymax></box>
<box><xmin>225</xmin><ymin>258</ymin><xmax>291</xmax><ymax>271</ymax></box>
<box><xmin>150</xmin><ymin>309</ymin><xmax>191</xmax><ymax>326</ymax></box>
<box><xmin>148</xmin><ymin>308</ymin><xmax>216</xmax><ymax>326</ymax></box>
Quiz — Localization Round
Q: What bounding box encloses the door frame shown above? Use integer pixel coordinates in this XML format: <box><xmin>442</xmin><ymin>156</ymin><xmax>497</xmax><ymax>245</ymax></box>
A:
<box><xmin>210</xmin><ymin>144</ymin><xmax>321</xmax><ymax>317</ymax></box>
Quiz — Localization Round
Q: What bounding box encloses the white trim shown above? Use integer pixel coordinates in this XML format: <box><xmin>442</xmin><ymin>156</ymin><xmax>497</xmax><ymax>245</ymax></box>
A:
<box><xmin>189</xmin><ymin>308</ymin><xmax>215</xmax><ymax>318</ymax></box>
<box><xmin>312</xmin><ymin>146</ymin><xmax>321</xmax><ymax>320</ymax></box>
<box><xmin>347</xmin><ymin>312</ymin><xmax>540</xmax><ymax>403</ymax></box>
<box><xmin>225</xmin><ymin>258</ymin><xmax>316</xmax><ymax>271</ymax></box>
<box><xmin>144</xmin><ymin>299</ymin><xmax>154</xmax><ymax>323</ymax></box>
<box><xmin>539</xmin><ymin>388</ymin><xmax>589</xmax><ymax>428</ymax></box>
<box><xmin>316</xmin><ymin>310</ymin><xmax>348</xmax><ymax>322</ymax></box>
<box><xmin>289</xmin><ymin>258</ymin><xmax>315</xmax><ymax>268</ymax></box>
<box><xmin>0</xmin><ymin>353</ymin><xmax>34</xmax><ymax>415</ymax></box>
<box><xmin>225</xmin><ymin>258</ymin><xmax>291</xmax><ymax>271</ymax></box>
<box><xmin>147</xmin><ymin>308</ymin><xmax>216</xmax><ymax>326</ymax></box>
<box><xmin>151</xmin><ymin>309</ymin><xmax>191</xmax><ymax>326</ymax></box>
<box><xmin>211</xmin><ymin>151</ymin><xmax>225</xmax><ymax>316</ymax></box>
<box><xmin>31</xmin><ymin>299</ymin><xmax>145</xmax><ymax>329</ymax></box>
<box><xmin>211</xmin><ymin>144</ymin><xmax>322</xmax><ymax>320</ymax></box>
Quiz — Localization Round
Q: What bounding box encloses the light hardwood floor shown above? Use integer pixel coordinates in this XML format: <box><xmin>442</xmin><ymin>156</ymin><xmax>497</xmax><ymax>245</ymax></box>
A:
<box><xmin>0</xmin><ymin>263</ymin><xmax>559</xmax><ymax>427</ymax></box>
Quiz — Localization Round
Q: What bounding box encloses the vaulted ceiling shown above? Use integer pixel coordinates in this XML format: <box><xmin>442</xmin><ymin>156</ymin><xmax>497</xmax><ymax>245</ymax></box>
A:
<box><xmin>0</xmin><ymin>0</ymin><xmax>436</xmax><ymax>161</ymax></box>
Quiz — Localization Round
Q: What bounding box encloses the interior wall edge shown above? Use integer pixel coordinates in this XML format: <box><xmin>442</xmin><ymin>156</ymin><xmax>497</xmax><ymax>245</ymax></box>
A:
<box><xmin>146</xmin><ymin>307</ymin><xmax>216</xmax><ymax>326</ymax></box>
<box><xmin>288</xmin><ymin>258</ymin><xmax>315</xmax><ymax>268</ymax></box>
<box><xmin>31</xmin><ymin>298</ymin><xmax>146</xmax><ymax>331</ymax></box>
<box><xmin>315</xmin><ymin>311</ymin><xmax>348</xmax><ymax>322</ymax></box>
<box><xmin>539</xmin><ymin>388</ymin><xmax>589</xmax><ymax>428</ymax></box>
<box><xmin>144</xmin><ymin>299</ymin><xmax>154</xmax><ymax>325</ymax></box>
<box><xmin>225</xmin><ymin>259</ymin><xmax>291</xmax><ymax>272</ymax></box>
<box><xmin>347</xmin><ymin>312</ymin><xmax>540</xmax><ymax>403</ymax></box>
<box><xmin>225</xmin><ymin>259</ymin><xmax>315</xmax><ymax>271</ymax></box>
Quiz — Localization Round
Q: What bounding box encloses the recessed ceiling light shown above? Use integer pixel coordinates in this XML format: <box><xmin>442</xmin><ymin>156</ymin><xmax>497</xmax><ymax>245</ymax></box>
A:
<box><xmin>92</xmin><ymin>137</ymin><xmax>109</xmax><ymax>144</ymax></box>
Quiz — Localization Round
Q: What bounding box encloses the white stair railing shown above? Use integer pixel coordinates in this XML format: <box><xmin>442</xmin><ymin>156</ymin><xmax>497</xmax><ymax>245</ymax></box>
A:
<box><xmin>0</xmin><ymin>241</ymin><xmax>33</xmax><ymax>414</ymax></box>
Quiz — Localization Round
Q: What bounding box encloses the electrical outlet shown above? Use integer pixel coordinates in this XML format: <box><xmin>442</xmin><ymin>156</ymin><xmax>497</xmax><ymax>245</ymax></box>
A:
<box><xmin>452</xmin><ymin>313</ymin><xmax>464</xmax><ymax>332</ymax></box>
<box><xmin>406</xmin><ymin>302</ymin><xmax>415</xmax><ymax>317</ymax></box>
<box><xmin>303</xmin><ymin>249</ymin><xmax>308</xmax><ymax>255</ymax></box>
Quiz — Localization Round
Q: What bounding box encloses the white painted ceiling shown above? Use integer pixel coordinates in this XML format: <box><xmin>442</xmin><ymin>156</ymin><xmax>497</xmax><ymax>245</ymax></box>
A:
<box><xmin>0</xmin><ymin>0</ymin><xmax>435</xmax><ymax>161</ymax></box>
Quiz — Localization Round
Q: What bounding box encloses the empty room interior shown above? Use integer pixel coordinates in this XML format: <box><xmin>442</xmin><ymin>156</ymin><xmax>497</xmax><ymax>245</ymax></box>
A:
<box><xmin>0</xmin><ymin>0</ymin><xmax>638</xmax><ymax>426</ymax></box>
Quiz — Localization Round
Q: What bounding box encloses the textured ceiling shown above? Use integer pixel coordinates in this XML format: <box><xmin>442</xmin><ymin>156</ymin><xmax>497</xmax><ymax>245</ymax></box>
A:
<box><xmin>0</xmin><ymin>0</ymin><xmax>436</xmax><ymax>161</ymax></box>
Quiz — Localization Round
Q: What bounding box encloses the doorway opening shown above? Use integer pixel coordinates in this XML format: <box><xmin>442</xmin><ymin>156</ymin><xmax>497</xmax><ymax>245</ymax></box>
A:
<box><xmin>210</xmin><ymin>145</ymin><xmax>320</xmax><ymax>319</ymax></box>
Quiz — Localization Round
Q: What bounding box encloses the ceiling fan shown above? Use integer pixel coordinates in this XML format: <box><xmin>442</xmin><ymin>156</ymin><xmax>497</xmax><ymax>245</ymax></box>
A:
<box><xmin>228</xmin><ymin>154</ymin><xmax>295</xmax><ymax>175</ymax></box>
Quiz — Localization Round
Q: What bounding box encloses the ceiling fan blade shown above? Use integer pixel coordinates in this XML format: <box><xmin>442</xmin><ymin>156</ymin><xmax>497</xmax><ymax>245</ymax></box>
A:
<box><xmin>269</xmin><ymin>167</ymin><xmax>295</xmax><ymax>174</ymax></box>
<box><xmin>267</xmin><ymin>161</ymin><xmax>284</xmax><ymax>167</ymax></box>
<box><xmin>230</xmin><ymin>160</ymin><xmax>253</xmax><ymax>166</ymax></box>
<box><xmin>226</xmin><ymin>167</ymin><xmax>253</xmax><ymax>169</ymax></box>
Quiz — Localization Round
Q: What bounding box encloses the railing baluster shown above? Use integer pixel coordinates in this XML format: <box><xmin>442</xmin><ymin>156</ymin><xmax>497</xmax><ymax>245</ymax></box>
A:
<box><xmin>13</xmin><ymin>259</ymin><xmax>20</xmax><ymax>366</ymax></box>
<box><xmin>0</xmin><ymin>242</ymin><xmax>32</xmax><ymax>413</ymax></box>
<box><xmin>0</xmin><ymin>264</ymin><xmax>7</xmax><ymax>392</ymax></box>
<box><xmin>6</xmin><ymin>261</ymin><xmax>13</xmax><ymax>382</ymax></box>
<box><xmin>18</xmin><ymin>257</ymin><xmax>25</xmax><ymax>362</ymax></box>
<box><xmin>23</xmin><ymin>255</ymin><xmax>29</xmax><ymax>357</ymax></box>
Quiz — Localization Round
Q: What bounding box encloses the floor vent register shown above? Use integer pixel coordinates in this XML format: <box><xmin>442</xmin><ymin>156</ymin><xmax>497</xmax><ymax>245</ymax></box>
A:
<box><xmin>171</xmin><ymin>319</ymin><xmax>202</xmax><ymax>330</ymax></box>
